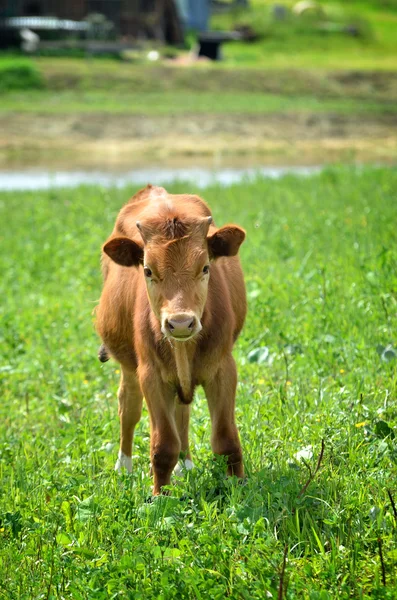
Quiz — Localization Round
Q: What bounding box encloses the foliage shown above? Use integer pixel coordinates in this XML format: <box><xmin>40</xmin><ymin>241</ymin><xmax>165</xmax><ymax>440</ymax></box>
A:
<box><xmin>1</xmin><ymin>167</ymin><xmax>397</xmax><ymax>597</ymax></box>
<box><xmin>0</xmin><ymin>57</ymin><xmax>44</xmax><ymax>92</ymax></box>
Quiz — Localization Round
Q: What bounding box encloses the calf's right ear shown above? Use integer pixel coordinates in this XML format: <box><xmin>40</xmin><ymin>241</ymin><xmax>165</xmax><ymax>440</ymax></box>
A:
<box><xmin>103</xmin><ymin>237</ymin><xmax>143</xmax><ymax>267</ymax></box>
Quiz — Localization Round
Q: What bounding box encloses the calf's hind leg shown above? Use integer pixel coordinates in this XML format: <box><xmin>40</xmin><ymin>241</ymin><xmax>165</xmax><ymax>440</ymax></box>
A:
<box><xmin>114</xmin><ymin>367</ymin><xmax>143</xmax><ymax>473</ymax></box>
<box><xmin>204</xmin><ymin>354</ymin><xmax>244</xmax><ymax>478</ymax></box>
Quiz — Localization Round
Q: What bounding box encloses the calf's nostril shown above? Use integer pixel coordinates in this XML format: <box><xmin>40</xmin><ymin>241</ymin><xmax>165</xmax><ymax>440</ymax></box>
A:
<box><xmin>167</xmin><ymin>320</ymin><xmax>175</xmax><ymax>331</ymax></box>
<box><xmin>188</xmin><ymin>319</ymin><xmax>195</xmax><ymax>330</ymax></box>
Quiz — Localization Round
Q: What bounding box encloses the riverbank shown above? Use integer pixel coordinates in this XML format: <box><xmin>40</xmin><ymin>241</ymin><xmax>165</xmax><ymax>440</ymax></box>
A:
<box><xmin>2</xmin><ymin>109</ymin><xmax>396</xmax><ymax>168</ymax></box>
<box><xmin>1</xmin><ymin>59</ymin><xmax>396</xmax><ymax>168</ymax></box>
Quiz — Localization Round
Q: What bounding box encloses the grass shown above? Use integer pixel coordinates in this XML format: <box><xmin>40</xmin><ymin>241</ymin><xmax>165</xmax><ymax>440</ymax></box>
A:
<box><xmin>1</xmin><ymin>89</ymin><xmax>395</xmax><ymax>116</ymax></box>
<box><xmin>0</xmin><ymin>57</ymin><xmax>44</xmax><ymax>92</ymax></box>
<box><xmin>211</xmin><ymin>0</ymin><xmax>397</xmax><ymax>69</ymax></box>
<box><xmin>0</xmin><ymin>57</ymin><xmax>396</xmax><ymax>119</ymax></box>
<box><xmin>1</xmin><ymin>167</ymin><xmax>397</xmax><ymax>598</ymax></box>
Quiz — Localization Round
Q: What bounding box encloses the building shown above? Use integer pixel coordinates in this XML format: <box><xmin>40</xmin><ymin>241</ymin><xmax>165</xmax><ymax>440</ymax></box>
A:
<box><xmin>0</xmin><ymin>0</ymin><xmax>184</xmax><ymax>41</ymax></box>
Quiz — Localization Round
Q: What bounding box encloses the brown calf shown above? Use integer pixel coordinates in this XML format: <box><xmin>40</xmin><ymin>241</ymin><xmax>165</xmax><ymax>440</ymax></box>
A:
<box><xmin>96</xmin><ymin>185</ymin><xmax>247</xmax><ymax>494</ymax></box>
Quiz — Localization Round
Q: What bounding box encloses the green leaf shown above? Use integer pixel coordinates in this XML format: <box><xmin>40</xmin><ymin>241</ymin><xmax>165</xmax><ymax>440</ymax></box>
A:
<box><xmin>71</xmin><ymin>547</ymin><xmax>96</xmax><ymax>558</ymax></box>
<box><xmin>248</xmin><ymin>288</ymin><xmax>261</xmax><ymax>300</ymax></box>
<box><xmin>383</xmin><ymin>347</ymin><xmax>397</xmax><ymax>362</ymax></box>
<box><xmin>56</xmin><ymin>532</ymin><xmax>72</xmax><ymax>546</ymax></box>
<box><xmin>284</xmin><ymin>343</ymin><xmax>303</xmax><ymax>355</ymax></box>
<box><xmin>377</xmin><ymin>344</ymin><xmax>397</xmax><ymax>361</ymax></box>
<box><xmin>375</xmin><ymin>420</ymin><xmax>395</xmax><ymax>439</ymax></box>
<box><xmin>247</xmin><ymin>346</ymin><xmax>270</xmax><ymax>364</ymax></box>
<box><xmin>76</xmin><ymin>495</ymin><xmax>97</xmax><ymax>522</ymax></box>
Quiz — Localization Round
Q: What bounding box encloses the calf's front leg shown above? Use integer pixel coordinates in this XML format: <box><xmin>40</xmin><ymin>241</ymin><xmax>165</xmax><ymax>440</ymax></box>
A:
<box><xmin>204</xmin><ymin>354</ymin><xmax>244</xmax><ymax>478</ymax></box>
<box><xmin>115</xmin><ymin>367</ymin><xmax>143</xmax><ymax>473</ymax></box>
<box><xmin>138</xmin><ymin>364</ymin><xmax>180</xmax><ymax>494</ymax></box>
<box><xmin>174</xmin><ymin>403</ymin><xmax>195</xmax><ymax>475</ymax></box>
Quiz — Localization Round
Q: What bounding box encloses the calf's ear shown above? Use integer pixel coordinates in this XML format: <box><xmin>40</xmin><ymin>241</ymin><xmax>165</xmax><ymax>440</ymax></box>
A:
<box><xmin>103</xmin><ymin>237</ymin><xmax>143</xmax><ymax>267</ymax></box>
<box><xmin>207</xmin><ymin>225</ymin><xmax>245</xmax><ymax>259</ymax></box>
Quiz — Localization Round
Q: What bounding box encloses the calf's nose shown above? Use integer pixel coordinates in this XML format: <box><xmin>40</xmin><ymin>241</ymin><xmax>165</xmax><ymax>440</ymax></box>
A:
<box><xmin>165</xmin><ymin>314</ymin><xmax>197</xmax><ymax>338</ymax></box>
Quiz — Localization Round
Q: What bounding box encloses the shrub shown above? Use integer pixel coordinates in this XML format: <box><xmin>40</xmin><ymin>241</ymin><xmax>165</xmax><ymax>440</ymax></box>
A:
<box><xmin>0</xmin><ymin>59</ymin><xmax>44</xmax><ymax>92</ymax></box>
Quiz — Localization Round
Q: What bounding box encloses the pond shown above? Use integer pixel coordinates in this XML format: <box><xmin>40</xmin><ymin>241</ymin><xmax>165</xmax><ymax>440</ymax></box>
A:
<box><xmin>0</xmin><ymin>165</ymin><xmax>321</xmax><ymax>191</ymax></box>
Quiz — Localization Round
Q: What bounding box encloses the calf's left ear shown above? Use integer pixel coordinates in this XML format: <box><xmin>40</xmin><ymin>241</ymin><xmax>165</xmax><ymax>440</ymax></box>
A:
<box><xmin>103</xmin><ymin>236</ymin><xmax>143</xmax><ymax>267</ymax></box>
<box><xmin>207</xmin><ymin>225</ymin><xmax>245</xmax><ymax>259</ymax></box>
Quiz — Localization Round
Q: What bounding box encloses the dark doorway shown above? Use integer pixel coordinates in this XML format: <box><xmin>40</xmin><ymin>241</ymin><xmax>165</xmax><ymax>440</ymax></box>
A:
<box><xmin>23</xmin><ymin>1</ymin><xmax>42</xmax><ymax>15</ymax></box>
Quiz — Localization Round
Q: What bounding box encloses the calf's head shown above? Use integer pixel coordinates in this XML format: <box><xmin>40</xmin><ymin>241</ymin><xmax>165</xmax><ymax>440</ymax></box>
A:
<box><xmin>103</xmin><ymin>214</ymin><xmax>245</xmax><ymax>341</ymax></box>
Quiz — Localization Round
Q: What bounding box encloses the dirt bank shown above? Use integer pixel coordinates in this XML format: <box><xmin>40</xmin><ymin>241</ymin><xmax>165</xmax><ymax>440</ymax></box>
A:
<box><xmin>1</xmin><ymin>111</ymin><xmax>396</xmax><ymax>168</ymax></box>
<box><xmin>41</xmin><ymin>63</ymin><xmax>397</xmax><ymax>103</ymax></box>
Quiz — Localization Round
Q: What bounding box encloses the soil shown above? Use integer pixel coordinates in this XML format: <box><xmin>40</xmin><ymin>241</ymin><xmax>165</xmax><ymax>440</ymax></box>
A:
<box><xmin>1</xmin><ymin>110</ymin><xmax>396</xmax><ymax>168</ymax></box>
<box><xmin>42</xmin><ymin>64</ymin><xmax>397</xmax><ymax>103</ymax></box>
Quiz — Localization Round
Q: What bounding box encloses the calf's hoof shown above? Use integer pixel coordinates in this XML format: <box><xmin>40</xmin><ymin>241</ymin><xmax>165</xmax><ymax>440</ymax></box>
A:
<box><xmin>174</xmin><ymin>458</ymin><xmax>195</xmax><ymax>477</ymax></box>
<box><xmin>114</xmin><ymin>450</ymin><xmax>132</xmax><ymax>473</ymax></box>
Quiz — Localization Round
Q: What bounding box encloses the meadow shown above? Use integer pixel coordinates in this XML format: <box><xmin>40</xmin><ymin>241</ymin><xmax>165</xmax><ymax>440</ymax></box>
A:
<box><xmin>211</xmin><ymin>0</ymin><xmax>397</xmax><ymax>70</ymax></box>
<box><xmin>1</xmin><ymin>167</ymin><xmax>397</xmax><ymax>598</ymax></box>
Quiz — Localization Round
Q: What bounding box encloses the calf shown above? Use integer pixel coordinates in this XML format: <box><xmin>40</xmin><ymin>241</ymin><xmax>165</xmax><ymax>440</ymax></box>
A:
<box><xmin>96</xmin><ymin>185</ymin><xmax>247</xmax><ymax>494</ymax></box>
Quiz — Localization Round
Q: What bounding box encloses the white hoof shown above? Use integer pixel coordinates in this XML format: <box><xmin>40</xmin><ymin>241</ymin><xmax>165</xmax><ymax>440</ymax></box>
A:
<box><xmin>174</xmin><ymin>459</ymin><xmax>195</xmax><ymax>477</ymax></box>
<box><xmin>114</xmin><ymin>450</ymin><xmax>132</xmax><ymax>473</ymax></box>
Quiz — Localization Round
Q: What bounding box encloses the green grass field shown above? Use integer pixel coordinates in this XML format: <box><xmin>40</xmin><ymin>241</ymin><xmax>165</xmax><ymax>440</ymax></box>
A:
<box><xmin>1</xmin><ymin>89</ymin><xmax>395</xmax><ymax>116</ymax></box>
<box><xmin>211</xmin><ymin>0</ymin><xmax>397</xmax><ymax>69</ymax></box>
<box><xmin>1</xmin><ymin>167</ymin><xmax>397</xmax><ymax>598</ymax></box>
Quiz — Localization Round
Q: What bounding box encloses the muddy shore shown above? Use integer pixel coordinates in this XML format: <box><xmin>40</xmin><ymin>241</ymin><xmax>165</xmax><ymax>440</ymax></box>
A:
<box><xmin>1</xmin><ymin>111</ymin><xmax>396</xmax><ymax>168</ymax></box>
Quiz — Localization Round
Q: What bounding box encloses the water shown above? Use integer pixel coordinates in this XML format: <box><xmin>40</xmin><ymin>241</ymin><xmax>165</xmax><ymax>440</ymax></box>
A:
<box><xmin>0</xmin><ymin>165</ymin><xmax>321</xmax><ymax>191</ymax></box>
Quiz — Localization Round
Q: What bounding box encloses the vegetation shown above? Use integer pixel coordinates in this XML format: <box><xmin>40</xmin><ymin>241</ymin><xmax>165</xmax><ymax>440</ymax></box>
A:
<box><xmin>0</xmin><ymin>55</ymin><xmax>396</xmax><ymax>118</ymax></box>
<box><xmin>211</xmin><ymin>0</ymin><xmax>397</xmax><ymax>69</ymax></box>
<box><xmin>1</xmin><ymin>167</ymin><xmax>397</xmax><ymax>598</ymax></box>
<box><xmin>1</xmin><ymin>88</ymin><xmax>395</xmax><ymax>116</ymax></box>
<box><xmin>0</xmin><ymin>57</ymin><xmax>44</xmax><ymax>92</ymax></box>
<box><xmin>1</xmin><ymin>0</ymin><xmax>396</xmax><ymax>71</ymax></box>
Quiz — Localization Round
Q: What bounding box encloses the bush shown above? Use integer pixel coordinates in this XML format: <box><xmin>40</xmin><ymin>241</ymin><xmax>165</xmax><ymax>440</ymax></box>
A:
<box><xmin>0</xmin><ymin>59</ymin><xmax>44</xmax><ymax>92</ymax></box>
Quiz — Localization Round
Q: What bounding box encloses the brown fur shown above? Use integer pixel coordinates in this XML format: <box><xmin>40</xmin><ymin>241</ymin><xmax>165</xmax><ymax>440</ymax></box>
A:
<box><xmin>96</xmin><ymin>185</ymin><xmax>247</xmax><ymax>494</ymax></box>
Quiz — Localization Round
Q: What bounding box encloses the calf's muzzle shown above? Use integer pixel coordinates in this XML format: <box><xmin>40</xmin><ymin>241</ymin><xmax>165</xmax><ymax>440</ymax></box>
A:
<box><xmin>163</xmin><ymin>313</ymin><xmax>200</xmax><ymax>340</ymax></box>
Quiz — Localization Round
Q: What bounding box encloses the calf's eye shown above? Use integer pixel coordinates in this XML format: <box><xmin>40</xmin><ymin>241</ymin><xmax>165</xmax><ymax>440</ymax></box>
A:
<box><xmin>203</xmin><ymin>265</ymin><xmax>210</xmax><ymax>275</ymax></box>
<box><xmin>144</xmin><ymin>267</ymin><xmax>152</xmax><ymax>278</ymax></box>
